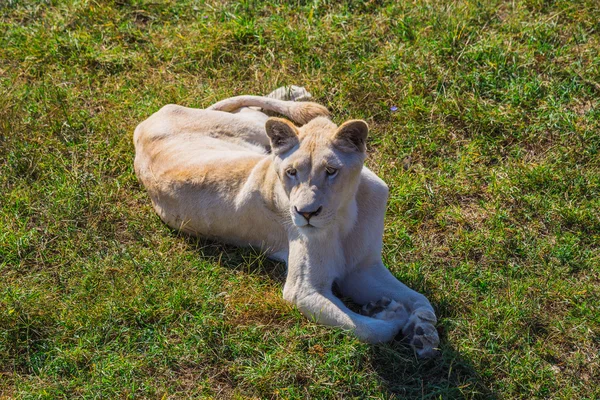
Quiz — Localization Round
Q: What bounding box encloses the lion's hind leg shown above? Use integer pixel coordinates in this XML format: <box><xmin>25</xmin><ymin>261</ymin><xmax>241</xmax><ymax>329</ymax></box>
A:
<box><xmin>265</xmin><ymin>85</ymin><xmax>312</xmax><ymax>102</ymax></box>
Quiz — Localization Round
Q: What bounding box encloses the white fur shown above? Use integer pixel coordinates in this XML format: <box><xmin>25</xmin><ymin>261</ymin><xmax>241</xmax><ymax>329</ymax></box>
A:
<box><xmin>133</xmin><ymin>91</ymin><xmax>440</xmax><ymax>357</ymax></box>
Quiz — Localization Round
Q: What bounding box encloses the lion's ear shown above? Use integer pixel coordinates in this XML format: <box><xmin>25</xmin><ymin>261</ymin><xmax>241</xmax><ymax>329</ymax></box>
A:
<box><xmin>333</xmin><ymin>120</ymin><xmax>368</xmax><ymax>153</ymax></box>
<box><xmin>265</xmin><ymin>117</ymin><xmax>299</xmax><ymax>155</ymax></box>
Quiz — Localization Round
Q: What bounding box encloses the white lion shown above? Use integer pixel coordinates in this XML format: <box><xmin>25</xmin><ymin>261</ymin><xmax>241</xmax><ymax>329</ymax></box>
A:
<box><xmin>133</xmin><ymin>86</ymin><xmax>439</xmax><ymax>357</ymax></box>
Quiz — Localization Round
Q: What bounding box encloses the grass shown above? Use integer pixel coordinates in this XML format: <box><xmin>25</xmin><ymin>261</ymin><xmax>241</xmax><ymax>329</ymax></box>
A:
<box><xmin>1</xmin><ymin>0</ymin><xmax>599</xmax><ymax>398</ymax></box>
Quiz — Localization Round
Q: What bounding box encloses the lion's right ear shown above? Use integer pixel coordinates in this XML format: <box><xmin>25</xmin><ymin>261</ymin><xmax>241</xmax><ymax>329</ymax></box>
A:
<box><xmin>265</xmin><ymin>118</ymin><xmax>299</xmax><ymax>155</ymax></box>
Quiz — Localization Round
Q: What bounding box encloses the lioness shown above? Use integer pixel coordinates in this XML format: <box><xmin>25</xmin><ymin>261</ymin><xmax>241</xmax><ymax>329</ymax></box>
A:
<box><xmin>133</xmin><ymin>87</ymin><xmax>439</xmax><ymax>357</ymax></box>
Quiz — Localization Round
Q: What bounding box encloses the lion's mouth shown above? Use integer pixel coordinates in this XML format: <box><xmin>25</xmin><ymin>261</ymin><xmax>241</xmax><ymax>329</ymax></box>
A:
<box><xmin>296</xmin><ymin>222</ymin><xmax>317</xmax><ymax>229</ymax></box>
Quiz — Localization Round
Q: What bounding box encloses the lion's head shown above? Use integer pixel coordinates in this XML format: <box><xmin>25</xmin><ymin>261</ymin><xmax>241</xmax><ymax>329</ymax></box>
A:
<box><xmin>266</xmin><ymin>116</ymin><xmax>368</xmax><ymax>231</ymax></box>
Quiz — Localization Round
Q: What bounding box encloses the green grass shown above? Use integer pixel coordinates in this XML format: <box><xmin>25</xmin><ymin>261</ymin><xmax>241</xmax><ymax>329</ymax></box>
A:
<box><xmin>1</xmin><ymin>0</ymin><xmax>599</xmax><ymax>398</ymax></box>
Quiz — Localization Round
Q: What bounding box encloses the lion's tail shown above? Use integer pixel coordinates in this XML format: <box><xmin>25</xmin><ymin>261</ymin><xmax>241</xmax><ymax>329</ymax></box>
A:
<box><xmin>207</xmin><ymin>95</ymin><xmax>329</xmax><ymax>125</ymax></box>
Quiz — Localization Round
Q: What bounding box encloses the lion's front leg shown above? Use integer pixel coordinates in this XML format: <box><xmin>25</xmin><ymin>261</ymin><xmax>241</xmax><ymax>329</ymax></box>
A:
<box><xmin>339</xmin><ymin>264</ymin><xmax>440</xmax><ymax>358</ymax></box>
<box><xmin>283</xmin><ymin>235</ymin><xmax>403</xmax><ymax>344</ymax></box>
<box><xmin>335</xmin><ymin>169</ymin><xmax>440</xmax><ymax>357</ymax></box>
<box><xmin>284</xmin><ymin>284</ymin><xmax>404</xmax><ymax>344</ymax></box>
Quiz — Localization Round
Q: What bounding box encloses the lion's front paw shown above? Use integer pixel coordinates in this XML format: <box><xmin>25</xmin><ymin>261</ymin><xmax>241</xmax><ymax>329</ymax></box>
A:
<box><xmin>402</xmin><ymin>308</ymin><xmax>440</xmax><ymax>358</ymax></box>
<box><xmin>361</xmin><ymin>297</ymin><xmax>409</xmax><ymax>324</ymax></box>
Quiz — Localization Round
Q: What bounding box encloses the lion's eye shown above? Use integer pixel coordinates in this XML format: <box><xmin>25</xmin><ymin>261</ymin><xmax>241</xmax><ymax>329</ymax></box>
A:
<box><xmin>286</xmin><ymin>168</ymin><xmax>297</xmax><ymax>178</ymax></box>
<box><xmin>325</xmin><ymin>167</ymin><xmax>338</xmax><ymax>177</ymax></box>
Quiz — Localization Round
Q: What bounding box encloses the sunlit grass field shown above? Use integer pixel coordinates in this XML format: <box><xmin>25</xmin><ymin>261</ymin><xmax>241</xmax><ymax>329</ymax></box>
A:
<box><xmin>1</xmin><ymin>0</ymin><xmax>599</xmax><ymax>398</ymax></box>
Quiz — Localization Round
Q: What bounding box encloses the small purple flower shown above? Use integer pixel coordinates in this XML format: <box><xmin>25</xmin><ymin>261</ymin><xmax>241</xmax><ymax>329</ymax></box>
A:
<box><xmin>390</xmin><ymin>106</ymin><xmax>398</xmax><ymax>112</ymax></box>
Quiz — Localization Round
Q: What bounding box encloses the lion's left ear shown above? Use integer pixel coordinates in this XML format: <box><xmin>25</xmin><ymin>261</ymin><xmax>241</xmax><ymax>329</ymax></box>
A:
<box><xmin>333</xmin><ymin>120</ymin><xmax>368</xmax><ymax>153</ymax></box>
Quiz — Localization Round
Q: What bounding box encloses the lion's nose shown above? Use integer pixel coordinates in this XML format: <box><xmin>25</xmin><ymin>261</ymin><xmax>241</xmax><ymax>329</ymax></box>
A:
<box><xmin>295</xmin><ymin>206</ymin><xmax>322</xmax><ymax>221</ymax></box>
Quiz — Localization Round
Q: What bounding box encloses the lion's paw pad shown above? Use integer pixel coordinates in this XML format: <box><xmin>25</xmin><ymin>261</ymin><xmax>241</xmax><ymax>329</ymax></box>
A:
<box><xmin>361</xmin><ymin>297</ymin><xmax>408</xmax><ymax>322</ymax></box>
<box><xmin>402</xmin><ymin>309</ymin><xmax>440</xmax><ymax>358</ymax></box>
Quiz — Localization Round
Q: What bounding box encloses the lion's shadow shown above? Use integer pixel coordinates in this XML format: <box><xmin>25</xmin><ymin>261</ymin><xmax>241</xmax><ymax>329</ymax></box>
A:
<box><xmin>177</xmin><ymin>233</ymin><xmax>498</xmax><ymax>399</ymax></box>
